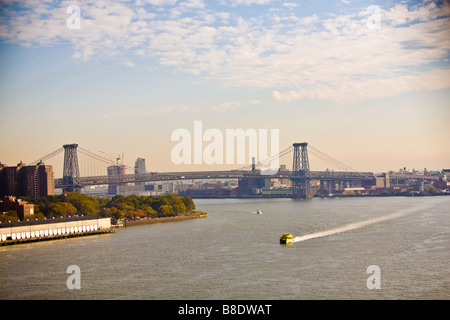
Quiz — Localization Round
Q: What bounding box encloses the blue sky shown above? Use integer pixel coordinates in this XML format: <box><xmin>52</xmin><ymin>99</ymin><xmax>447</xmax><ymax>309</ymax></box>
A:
<box><xmin>0</xmin><ymin>0</ymin><xmax>449</xmax><ymax>176</ymax></box>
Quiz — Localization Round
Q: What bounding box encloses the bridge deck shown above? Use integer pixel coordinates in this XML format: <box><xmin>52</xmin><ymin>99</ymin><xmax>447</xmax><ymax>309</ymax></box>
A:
<box><xmin>54</xmin><ymin>170</ymin><xmax>375</xmax><ymax>188</ymax></box>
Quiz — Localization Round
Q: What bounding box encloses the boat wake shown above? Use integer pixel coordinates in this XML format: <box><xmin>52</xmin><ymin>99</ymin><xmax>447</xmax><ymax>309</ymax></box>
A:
<box><xmin>293</xmin><ymin>201</ymin><xmax>436</xmax><ymax>243</ymax></box>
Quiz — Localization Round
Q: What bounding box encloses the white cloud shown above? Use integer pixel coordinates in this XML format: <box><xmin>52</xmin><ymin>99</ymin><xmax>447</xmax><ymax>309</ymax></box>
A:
<box><xmin>209</xmin><ymin>101</ymin><xmax>241</xmax><ymax>113</ymax></box>
<box><xmin>221</xmin><ymin>0</ymin><xmax>273</xmax><ymax>6</ymax></box>
<box><xmin>384</xmin><ymin>1</ymin><xmax>449</xmax><ymax>26</ymax></box>
<box><xmin>140</xmin><ymin>0</ymin><xmax>178</xmax><ymax>5</ymax></box>
<box><xmin>101</xmin><ymin>104</ymin><xmax>200</xmax><ymax>119</ymax></box>
<box><xmin>273</xmin><ymin>69</ymin><xmax>450</xmax><ymax>103</ymax></box>
<box><xmin>282</xmin><ymin>2</ymin><xmax>298</xmax><ymax>8</ymax></box>
<box><xmin>122</xmin><ymin>61</ymin><xmax>136</xmax><ymax>67</ymax></box>
<box><xmin>1</xmin><ymin>0</ymin><xmax>449</xmax><ymax>103</ymax></box>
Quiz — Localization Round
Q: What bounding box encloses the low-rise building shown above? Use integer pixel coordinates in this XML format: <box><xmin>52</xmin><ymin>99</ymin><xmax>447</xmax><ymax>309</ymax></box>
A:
<box><xmin>375</xmin><ymin>173</ymin><xmax>390</xmax><ymax>189</ymax></box>
<box><xmin>0</xmin><ymin>196</ymin><xmax>34</xmax><ymax>220</ymax></box>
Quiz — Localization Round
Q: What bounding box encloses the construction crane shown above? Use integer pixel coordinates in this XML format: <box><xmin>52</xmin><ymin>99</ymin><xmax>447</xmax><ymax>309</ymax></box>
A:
<box><xmin>99</xmin><ymin>151</ymin><xmax>123</xmax><ymax>166</ymax></box>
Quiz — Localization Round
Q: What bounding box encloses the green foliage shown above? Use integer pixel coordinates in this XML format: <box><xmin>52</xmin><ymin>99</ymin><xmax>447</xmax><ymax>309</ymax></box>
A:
<box><xmin>0</xmin><ymin>211</ymin><xmax>20</xmax><ymax>223</ymax></box>
<box><xmin>101</xmin><ymin>207</ymin><xmax>123</xmax><ymax>220</ymax></box>
<box><xmin>157</xmin><ymin>204</ymin><xmax>174</xmax><ymax>216</ymax></box>
<box><xmin>421</xmin><ymin>186</ymin><xmax>441</xmax><ymax>196</ymax></box>
<box><xmin>66</xmin><ymin>192</ymin><xmax>99</xmax><ymax>215</ymax></box>
<box><xmin>27</xmin><ymin>194</ymin><xmax>79</xmax><ymax>218</ymax></box>
<box><xmin>47</xmin><ymin>202</ymin><xmax>78</xmax><ymax>217</ymax></box>
<box><xmin>182</xmin><ymin>196</ymin><xmax>196</xmax><ymax>211</ymax></box>
<box><xmin>26</xmin><ymin>193</ymin><xmax>198</xmax><ymax>221</ymax></box>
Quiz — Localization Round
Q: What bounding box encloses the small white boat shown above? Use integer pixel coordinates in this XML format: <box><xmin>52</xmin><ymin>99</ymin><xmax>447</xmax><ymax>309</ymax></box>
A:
<box><xmin>256</xmin><ymin>209</ymin><xmax>262</xmax><ymax>215</ymax></box>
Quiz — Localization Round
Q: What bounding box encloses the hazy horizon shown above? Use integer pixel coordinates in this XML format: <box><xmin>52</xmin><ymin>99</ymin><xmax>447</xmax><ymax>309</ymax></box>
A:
<box><xmin>1</xmin><ymin>0</ymin><xmax>449</xmax><ymax>176</ymax></box>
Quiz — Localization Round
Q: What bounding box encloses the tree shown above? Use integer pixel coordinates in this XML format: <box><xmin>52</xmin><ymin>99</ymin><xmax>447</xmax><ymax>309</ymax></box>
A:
<box><xmin>101</xmin><ymin>207</ymin><xmax>124</xmax><ymax>220</ymax></box>
<box><xmin>173</xmin><ymin>202</ymin><xmax>187</xmax><ymax>214</ymax></box>
<box><xmin>422</xmin><ymin>186</ymin><xmax>440</xmax><ymax>196</ymax></box>
<box><xmin>67</xmin><ymin>192</ymin><xmax>100</xmax><ymax>215</ymax></box>
<box><xmin>142</xmin><ymin>205</ymin><xmax>158</xmax><ymax>218</ymax></box>
<box><xmin>47</xmin><ymin>203</ymin><xmax>77</xmax><ymax>218</ymax></box>
<box><xmin>0</xmin><ymin>211</ymin><xmax>19</xmax><ymax>223</ymax></box>
<box><xmin>158</xmin><ymin>204</ymin><xmax>174</xmax><ymax>217</ymax></box>
<box><xmin>20</xmin><ymin>193</ymin><xmax>199</xmax><ymax>221</ymax></box>
<box><xmin>151</xmin><ymin>197</ymin><xmax>170</xmax><ymax>211</ymax></box>
<box><xmin>33</xmin><ymin>212</ymin><xmax>46</xmax><ymax>220</ymax></box>
<box><xmin>128</xmin><ymin>210</ymin><xmax>139</xmax><ymax>221</ymax></box>
<box><xmin>182</xmin><ymin>196</ymin><xmax>195</xmax><ymax>211</ymax></box>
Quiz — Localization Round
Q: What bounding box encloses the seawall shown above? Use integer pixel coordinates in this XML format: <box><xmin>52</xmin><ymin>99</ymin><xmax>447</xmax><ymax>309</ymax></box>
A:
<box><xmin>121</xmin><ymin>213</ymin><xmax>208</xmax><ymax>227</ymax></box>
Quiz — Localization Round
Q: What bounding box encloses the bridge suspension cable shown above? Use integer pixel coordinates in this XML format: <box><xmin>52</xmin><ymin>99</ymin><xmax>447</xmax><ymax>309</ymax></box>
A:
<box><xmin>77</xmin><ymin>147</ymin><xmax>135</xmax><ymax>172</ymax></box>
<box><xmin>238</xmin><ymin>145</ymin><xmax>294</xmax><ymax>171</ymax></box>
<box><xmin>308</xmin><ymin>145</ymin><xmax>372</xmax><ymax>179</ymax></box>
<box><xmin>238</xmin><ymin>143</ymin><xmax>359</xmax><ymax>173</ymax></box>
<box><xmin>30</xmin><ymin>147</ymin><xmax>64</xmax><ymax>165</ymax></box>
<box><xmin>308</xmin><ymin>145</ymin><xmax>356</xmax><ymax>172</ymax></box>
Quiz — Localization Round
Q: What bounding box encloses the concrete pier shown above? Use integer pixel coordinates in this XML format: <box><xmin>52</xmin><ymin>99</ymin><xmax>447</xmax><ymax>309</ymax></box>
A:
<box><xmin>0</xmin><ymin>216</ymin><xmax>113</xmax><ymax>246</ymax></box>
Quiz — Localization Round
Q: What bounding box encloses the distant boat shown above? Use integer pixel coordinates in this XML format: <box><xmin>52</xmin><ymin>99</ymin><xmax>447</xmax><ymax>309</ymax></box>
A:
<box><xmin>256</xmin><ymin>209</ymin><xmax>262</xmax><ymax>215</ymax></box>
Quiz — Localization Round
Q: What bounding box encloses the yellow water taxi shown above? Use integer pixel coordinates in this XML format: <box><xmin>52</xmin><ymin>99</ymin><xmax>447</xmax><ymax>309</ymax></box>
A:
<box><xmin>279</xmin><ymin>233</ymin><xmax>295</xmax><ymax>244</ymax></box>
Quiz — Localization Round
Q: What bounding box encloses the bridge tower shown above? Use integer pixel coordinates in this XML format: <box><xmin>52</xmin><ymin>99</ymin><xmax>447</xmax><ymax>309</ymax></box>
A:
<box><xmin>63</xmin><ymin>144</ymin><xmax>81</xmax><ymax>193</ymax></box>
<box><xmin>291</xmin><ymin>142</ymin><xmax>312</xmax><ymax>199</ymax></box>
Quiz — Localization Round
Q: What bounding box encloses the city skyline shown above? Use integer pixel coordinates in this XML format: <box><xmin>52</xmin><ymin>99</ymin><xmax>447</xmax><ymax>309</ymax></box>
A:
<box><xmin>1</xmin><ymin>0</ymin><xmax>449</xmax><ymax>175</ymax></box>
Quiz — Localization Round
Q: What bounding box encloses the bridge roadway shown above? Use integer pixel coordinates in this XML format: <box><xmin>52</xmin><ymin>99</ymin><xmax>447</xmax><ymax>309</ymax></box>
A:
<box><xmin>54</xmin><ymin>170</ymin><xmax>375</xmax><ymax>189</ymax></box>
<box><xmin>388</xmin><ymin>173</ymin><xmax>440</xmax><ymax>180</ymax></box>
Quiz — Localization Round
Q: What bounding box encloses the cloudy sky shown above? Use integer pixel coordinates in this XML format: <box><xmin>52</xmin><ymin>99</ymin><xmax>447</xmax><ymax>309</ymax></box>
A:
<box><xmin>0</xmin><ymin>0</ymin><xmax>449</xmax><ymax>176</ymax></box>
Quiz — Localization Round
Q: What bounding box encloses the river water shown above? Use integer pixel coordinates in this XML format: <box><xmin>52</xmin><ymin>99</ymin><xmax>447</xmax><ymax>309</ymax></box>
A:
<box><xmin>0</xmin><ymin>196</ymin><xmax>449</xmax><ymax>300</ymax></box>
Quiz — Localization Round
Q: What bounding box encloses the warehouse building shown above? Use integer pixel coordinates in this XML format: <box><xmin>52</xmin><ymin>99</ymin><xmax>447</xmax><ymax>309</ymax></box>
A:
<box><xmin>0</xmin><ymin>216</ymin><xmax>112</xmax><ymax>245</ymax></box>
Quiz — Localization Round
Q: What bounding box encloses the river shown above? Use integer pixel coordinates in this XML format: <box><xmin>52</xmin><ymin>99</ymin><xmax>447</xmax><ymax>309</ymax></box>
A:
<box><xmin>0</xmin><ymin>196</ymin><xmax>449</xmax><ymax>299</ymax></box>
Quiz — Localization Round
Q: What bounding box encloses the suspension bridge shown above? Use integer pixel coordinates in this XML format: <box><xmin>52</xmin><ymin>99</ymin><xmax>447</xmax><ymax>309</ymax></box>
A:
<box><xmin>30</xmin><ymin>143</ymin><xmax>375</xmax><ymax>199</ymax></box>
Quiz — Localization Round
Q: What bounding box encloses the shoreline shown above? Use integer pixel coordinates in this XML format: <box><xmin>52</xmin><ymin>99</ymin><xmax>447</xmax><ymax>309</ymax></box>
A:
<box><xmin>186</xmin><ymin>193</ymin><xmax>450</xmax><ymax>199</ymax></box>
<box><xmin>118</xmin><ymin>213</ymin><xmax>208</xmax><ymax>227</ymax></box>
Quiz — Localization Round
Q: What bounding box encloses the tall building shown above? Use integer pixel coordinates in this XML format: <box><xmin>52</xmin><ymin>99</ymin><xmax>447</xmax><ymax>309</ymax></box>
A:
<box><xmin>134</xmin><ymin>158</ymin><xmax>146</xmax><ymax>174</ymax></box>
<box><xmin>0</xmin><ymin>163</ymin><xmax>21</xmax><ymax>197</ymax></box>
<box><xmin>18</xmin><ymin>164</ymin><xmax>38</xmax><ymax>198</ymax></box>
<box><xmin>0</xmin><ymin>161</ymin><xmax>54</xmax><ymax>198</ymax></box>
<box><xmin>0</xmin><ymin>163</ymin><xmax>5</xmax><ymax>196</ymax></box>
<box><xmin>134</xmin><ymin>158</ymin><xmax>146</xmax><ymax>186</ymax></box>
<box><xmin>107</xmin><ymin>165</ymin><xmax>126</xmax><ymax>195</ymax></box>
<box><xmin>37</xmin><ymin>162</ymin><xmax>55</xmax><ymax>197</ymax></box>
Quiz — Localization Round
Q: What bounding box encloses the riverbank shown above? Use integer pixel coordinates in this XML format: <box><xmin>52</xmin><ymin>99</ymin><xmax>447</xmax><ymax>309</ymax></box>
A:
<box><xmin>187</xmin><ymin>192</ymin><xmax>450</xmax><ymax>199</ymax></box>
<box><xmin>118</xmin><ymin>211</ymin><xmax>207</xmax><ymax>227</ymax></box>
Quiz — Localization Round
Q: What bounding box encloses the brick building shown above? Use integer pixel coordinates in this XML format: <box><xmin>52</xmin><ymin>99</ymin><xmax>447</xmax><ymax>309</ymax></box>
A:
<box><xmin>0</xmin><ymin>196</ymin><xmax>35</xmax><ymax>221</ymax></box>
<box><xmin>0</xmin><ymin>161</ymin><xmax>54</xmax><ymax>198</ymax></box>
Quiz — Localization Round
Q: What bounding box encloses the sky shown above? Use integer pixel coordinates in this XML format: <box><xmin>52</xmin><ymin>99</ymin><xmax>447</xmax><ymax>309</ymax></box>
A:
<box><xmin>0</xmin><ymin>0</ymin><xmax>449</xmax><ymax>177</ymax></box>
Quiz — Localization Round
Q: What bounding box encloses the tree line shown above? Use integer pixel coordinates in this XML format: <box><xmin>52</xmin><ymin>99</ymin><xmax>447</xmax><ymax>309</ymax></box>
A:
<box><xmin>19</xmin><ymin>193</ymin><xmax>199</xmax><ymax>222</ymax></box>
